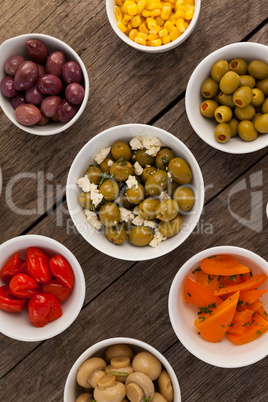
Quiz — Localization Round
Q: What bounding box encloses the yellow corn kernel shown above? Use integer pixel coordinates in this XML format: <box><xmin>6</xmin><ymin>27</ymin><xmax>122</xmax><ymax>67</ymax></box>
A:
<box><xmin>115</xmin><ymin>0</ymin><xmax>123</xmax><ymax>6</ymax></box>
<box><xmin>131</xmin><ymin>15</ymin><xmax>142</xmax><ymax>27</ymax></box>
<box><xmin>164</xmin><ymin>20</ymin><xmax>175</xmax><ymax>32</ymax></box>
<box><xmin>117</xmin><ymin>21</ymin><xmax>127</xmax><ymax>32</ymax></box>
<box><xmin>175</xmin><ymin>0</ymin><xmax>184</xmax><ymax>7</ymax></box>
<box><xmin>126</xmin><ymin>21</ymin><xmax>133</xmax><ymax>34</ymax></box>
<box><xmin>162</xmin><ymin>34</ymin><xmax>171</xmax><ymax>44</ymax></box>
<box><xmin>177</xmin><ymin>4</ymin><xmax>189</xmax><ymax>11</ymax></box>
<box><xmin>134</xmin><ymin>36</ymin><xmax>147</xmax><ymax>45</ymax></box>
<box><xmin>151</xmin><ymin>8</ymin><xmax>162</xmax><ymax>17</ymax></box>
<box><xmin>169</xmin><ymin>26</ymin><xmax>181</xmax><ymax>40</ymax></box>
<box><xmin>151</xmin><ymin>38</ymin><xmax>162</xmax><ymax>46</ymax></box>
<box><xmin>147</xmin><ymin>17</ymin><xmax>157</xmax><ymax>29</ymax></box>
<box><xmin>175</xmin><ymin>10</ymin><xmax>185</xmax><ymax>19</ymax></box>
<box><xmin>147</xmin><ymin>40</ymin><xmax>152</xmax><ymax>46</ymax></box>
<box><xmin>176</xmin><ymin>18</ymin><xmax>185</xmax><ymax>32</ymax></box>
<box><xmin>127</xmin><ymin>4</ymin><xmax>138</xmax><ymax>15</ymax></box>
<box><xmin>139</xmin><ymin>22</ymin><xmax>149</xmax><ymax>34</ymax></box>
<box><xmin>148</xmin><ymin>33</ymin><xmax>159</xmax><ymax>40</ymax></box>
<box><xmin>129</xmin><ymin>28</ymin><xmax>139</xmax><ymax>40</ymax></box>
<box><xmin>114</xmin><ymin>5</ymin><xmax>123</xmax><ymax>21</ymax></box>
<box><xmin>159</xmin><ymin>28</ymin><xmax>168</xmax><ymax>37</ymax></box>
<box><xmin>184</xmin><ymin>0</ymin><xmax>194</xmax><ymax>4</ymax></box>
<box><xmin>149</xmin><ymin>25</ymin><xmax>160</xmax><ymax>34</ymax></box>
<box><xmin>123</xmin><ymin>13</ymin><xmax>133</xmax><ymax>22</ymax></box>
<box><xmin>161</xmin><ymin>5</ymin><xmax>171</xmax><ymax>20</ymax></box>
<box><xmin>137</xmin><ymin>31</ymin><xmax>148</xmax><ymax>39</ymax></box>
<box><xmin>137</xmin><ymin>0</ymin><xmax>146</xmax><ymax>13</ymax></box>
<box><xmin>185</xmin><ymin>7</ymin><xmax>194</xmax><ymax>19</ymax></box>
<box><xmin>168</xmin><ymin>14</ymin><xmax>177</xmax><ymax>22</ymax></box>
<box><xmin>151</xmin><ymin>2</ymin><xmax>163</xmax><ymax>9</ymax></box>
<box><xmin>142</xmin><ymin>9</ymin><xmax>151</xmax><ymax>17</ymax></box>
<box><xmin>155</xmin><ymin>16</ymin><xmax>165</xmax><ymax>26</ymax></box>
<box><xmin>123</xmin><ymin>1</ymin><xmax>134</xmax><ymax>13</ymax></box>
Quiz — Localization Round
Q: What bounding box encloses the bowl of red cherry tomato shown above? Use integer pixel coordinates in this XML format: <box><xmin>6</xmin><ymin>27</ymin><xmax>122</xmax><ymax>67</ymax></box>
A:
<box><xmin>0</xmin><ymin>235</ymin><xmax>85</xmax><ymax>341</ymax></box>
<box><xmin>0</xmin><ymin>33</ymin><xmax>89</xmax><ymax>136</ymax></box>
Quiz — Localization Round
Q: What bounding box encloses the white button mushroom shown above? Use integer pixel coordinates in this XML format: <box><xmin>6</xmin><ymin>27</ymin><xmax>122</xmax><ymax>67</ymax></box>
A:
<box><xmin>106</xmin><ymin>356</ymin><xmax>134</xmax><ymax>383</ymax></box>
<box><xmin>76</xmin><ymin>392</ymin><xmax>94</xmax><ymax>402</ymax></box>
<box><xmin>105</xmin><ymin>344</ymin><xmax>134</xmax><ymax>362</ymax></box>
<box><xmin>151</xmin><ymin>392</ymin><xmax>169</xmax><ymax>402</ymax></box>
<box><xmin>93</xmin><ymin>374</ymin><xmax>126</xmax><ymax>402</ymax></box>
<box><xmin>125</xmin><ymin>372</ymin><xmax>155</xmax><ymax>402</ymax></box>
<box><xmin>76</xmin><ymin>357</ymin><xmax>106</xmax><ymax>389</ymax></box>
<box><xmin>158</xmin><ymin>370</ymin><xmax>174</xmax><ymax>402</ymax></box>
<box><xmin>132</xmin><ymin>351</ymin><xmax>162</xmax><ymax>381</ymax></box>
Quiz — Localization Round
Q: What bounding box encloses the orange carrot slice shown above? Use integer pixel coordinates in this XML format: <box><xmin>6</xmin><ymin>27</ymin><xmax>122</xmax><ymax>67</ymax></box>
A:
<box><xmin>195</xmin><ymin>291</ymin><xmax>240</xmax><ymax>342</ymax></box>
<box><xmin>236</xmin><ymin>289</ymin><xmax>268</xmax><ymax>310</ymax></box>
<box><xmin>195</xmin><ymin>270</ymin><xmax>220</xmax><ymax>292</ymax></box>
<box><xmin>214</xmin><ymin>274</ymin><xmax>268</xmax><ymax>297</ymax></box>
<box><xmin>200</xmin><ymin>255</ymin><xmax>250</xmax><ymax>276</ymax></box>
<box><xmin>184</xmin><ymin>277</ymin><xmax>222</xmax><ymax>308</ymax></box>
<box><xmin>246</xmin><ymin>300</ymin><xmax>263</xmax><ymax>313</ymax></box>
<box><xmin>227</xmin><ymin>312</ymin><xmax>268</xmax><ymax>345</ymax></box>
<box><xmin>227</xmin><ymin>309</ymin><xmax>253</xmax><ymax>336</ymax></box>
<box><xmin>258</xmin><ymin>306</ymin><xmax>268</xmax><ymax>322</ymax></box>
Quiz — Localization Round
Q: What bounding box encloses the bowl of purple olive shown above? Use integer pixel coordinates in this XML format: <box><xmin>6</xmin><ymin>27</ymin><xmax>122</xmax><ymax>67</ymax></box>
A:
<box><xmin>0</xmin><ymin>33</ymin><xmax>89</xmax><ymax>136</ymax></box>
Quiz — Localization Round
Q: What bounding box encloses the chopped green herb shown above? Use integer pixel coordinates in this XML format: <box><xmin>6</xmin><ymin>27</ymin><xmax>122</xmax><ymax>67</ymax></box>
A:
<box><xmin>227</xmin><ymin>275</ymin><xmax>237</xmax><ymax>282</ymax></box>
<box><xmin>237</xmin><ymin>299</ymin><xmax>244</xmax><ymax>307</ymax></box>
<box><xmin>187</xmin><ymin>292</ymin><xmax>191</xmax><ymax>298</ymax></box>
<box><xmin>198</xmin><ymin>306</ymin><xmax>213</xmax><ymax>315</ymax></box>
<box><xmin>208</xmin><ymin>303</ymin><xmax>217</xmax><ymax>309</ymax></box>
<box><xmin>192</xmin><ymin>267</ymin><xmax>201</xmax><ymax>274</ymax></box>
<box><xmin>208</xmin><ymin>255</ymin><xmax>216</xmax><ymax>259</ymax></box>
<box><xmin>208</xmin><ymin>275</ymin><xmax>213</xmax><ymax>283</ymax></box>
<box><xmin>221</xmin><ymin>325</ymin><xmax>225</xmax><ymax>328</ymax></box>
<box><xmin>242</xmin><ymin>322</ymin><xmax>251</xmax><ymax>327</ymax></box>
<box><xmin>120</xmin><ymin>161</ymin><xmax>127</xmax><ymax>166</ymax></box>
<box><xmin>198</xmin><ymin>316</ymin><xmax>206</xmax><ymax>322</ymax></box>
<box><xmin>228</xmin><ymin>323</ymin><xmax>235</xmax><ymax>327</ymax></box>
<box><xmin>256</xmin><ymin>330</ymin><xmax>262</xmax><ymax>336</ymax></box>
<box><xmin>143</xmin><ymin>397</ymin><xmax>152</xmax><ymax>402</ymax></box>
<box><xmin>99</xmin><ymin>172</ymin><xmax>114</xmax><ymax>186</ymax></box>
<box><xmin>245</xmin><ymin>302</ymin><xmax>250</xmax><ymax>306</ymax></box>
<box><xmin>106</xmin><ymin>371</ymin><xmax>129</xmax><ymax>377</ymax></box>
<box><xmin>250</xmin><ymin>270</ymin><xmax>253</xmax><ymax>278</ymax></box>
<box><xmin>264</xmin><ymin>311</ymin><xmax>268</xmax><ymax>317</ymax></box>
<box><xmin>219</xmin><ymin>283</ymin><xmax>225</xmax><ymax>288</ymax></box>
<box><xmin>218</xmin><ymin>275</ymin><xmax>221</xmax><ymax>281</ymax></box>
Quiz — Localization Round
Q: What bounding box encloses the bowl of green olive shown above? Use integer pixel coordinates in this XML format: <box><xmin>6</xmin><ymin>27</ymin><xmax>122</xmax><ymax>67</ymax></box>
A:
<box><xmin>66</xmin><ymin>124</ymin><xmax>204</xmax><ymax>261</ymax></box>
<box><xmin>186</xmin><ymin>42</ymin><xmax>268</xmax><ymax>153</ymax></box>
<box><xmin>64</xmin><ymin>337</ymin><xmax>181</xmax><ymax>401</ymax></box>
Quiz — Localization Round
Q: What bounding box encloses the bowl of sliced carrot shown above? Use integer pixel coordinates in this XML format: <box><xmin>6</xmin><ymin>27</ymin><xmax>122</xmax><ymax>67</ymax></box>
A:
<box><xmin>168</xmin><ymin>246</ymin><xmax>268</xmax><ymax>368</ymax></box>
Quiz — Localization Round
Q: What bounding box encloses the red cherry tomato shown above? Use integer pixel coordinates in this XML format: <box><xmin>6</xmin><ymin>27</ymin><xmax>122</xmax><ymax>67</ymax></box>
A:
<box><xmin>41</xmin><ymin>278</ymin><xmax>72</xmax><ymax>303</ymax></box>
<box><xmin>26</xmin><ymin>247</ymin><xmax>52</xmax><ymax>284</ymax></box>
<box><xmin>49</xmin><ymin>255</ymin><xmax>74</xmax><ymax>289</ymax></box>
<box><xmin>0</xmin><ymin>285</ymin><xmax>26</xmax><ymax>313</ymax></box>
<box><xmin>9</xmin><ymin>274</ymin><xmax>40</xmax><ymax>299</ymax></box>
<box><xmin>28</xmin><ymin>293</ymin><xmax>62</xmax><ymax>327</ymax></box>
<box><xmin>0</xmin><ymin>253</ymin><xmax>25</xmax><ymax>283</ymax></box>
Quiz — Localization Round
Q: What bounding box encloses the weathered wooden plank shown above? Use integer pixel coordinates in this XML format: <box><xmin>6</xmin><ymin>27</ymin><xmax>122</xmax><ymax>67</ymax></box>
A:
<box><xmin>1</xmin><ymin>154</ymin><xmax>267</xmax><ymax>401</ymax></box>
<box><xmin>0</xmin><ymin>3</ymin><xmax>267</xmax><ymax>242</ymax></box>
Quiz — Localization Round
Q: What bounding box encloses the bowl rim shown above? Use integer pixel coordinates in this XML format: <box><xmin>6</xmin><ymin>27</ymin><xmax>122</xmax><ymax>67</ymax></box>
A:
<box><xmin>0</xmin><ymin>234</ymin><xmax>86</xmax><ymax>341</ymax></box>
<box><xmin>0</xmin><ymin>33</ymin><xmax>90</xmax><ymax>136</ymax></box>
<box><xmin>185</xmin><ymin>41</ymin><xmax>268</xmax><ymax>154</ymax></box>
<box><xmin>66</xmin><ymin>123</ymin><xmax>205</xmax><ymax>261</ymax></box>
<box><xmin>63</xmin><ymin>336</ymin><xmax>181</xmax><ymax>402</ymax></box>
<box><xmin>168</xmin><ymin>245</ymin><xmax>268</xmax><ymax>368</ymax></box>
<box><xmin>106</xmin><ymin>0</ymin><xmax>201</xmax><ymax>53</ymax></box>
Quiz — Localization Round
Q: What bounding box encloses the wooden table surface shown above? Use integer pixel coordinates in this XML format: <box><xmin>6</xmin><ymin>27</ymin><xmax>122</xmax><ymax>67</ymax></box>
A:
<box><xmin>0</xmin><ymin>1</ymin><xmax>268</xmax><ymax>401</ymax></box>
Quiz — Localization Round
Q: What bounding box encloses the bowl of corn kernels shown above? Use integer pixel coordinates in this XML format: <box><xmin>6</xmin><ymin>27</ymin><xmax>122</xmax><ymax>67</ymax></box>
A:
<box><xmin>106</xmin><ymin>0</ymin><xmax>201</xmax><ymax>53</ymax></box>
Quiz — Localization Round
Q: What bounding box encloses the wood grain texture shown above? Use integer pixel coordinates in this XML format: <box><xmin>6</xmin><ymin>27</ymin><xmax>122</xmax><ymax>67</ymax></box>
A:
<box><xmin>0</xmin><ymin>0</ymin><xmax>268</xmax><ymax>401</ymax></box>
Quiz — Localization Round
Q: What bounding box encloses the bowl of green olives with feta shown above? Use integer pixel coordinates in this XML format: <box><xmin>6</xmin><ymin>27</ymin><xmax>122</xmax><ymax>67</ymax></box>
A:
<box><xmin>66</xmin><ymin>124</ymin><xmax>204</xmax><ymax>261</ymax></box>
<box><xmin>186</xmin><ymin>42</ymin><xmax>268</xmax><ymax>154</ymax></box>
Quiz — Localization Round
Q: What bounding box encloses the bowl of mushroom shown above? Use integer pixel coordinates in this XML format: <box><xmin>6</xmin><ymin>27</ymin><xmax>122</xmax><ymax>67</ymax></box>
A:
<box><xmin>64</xmin><ymin>337</ymin><xmax>181</xmax><ymax>401</ymax></box>
<box><xmin>66</xmin><ymin>123</ymin><xmax>204</xmax><ymax>261</ymax></box>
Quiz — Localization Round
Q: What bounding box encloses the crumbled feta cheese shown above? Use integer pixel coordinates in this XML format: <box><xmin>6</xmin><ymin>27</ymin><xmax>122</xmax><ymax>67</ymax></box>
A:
<box><xmin>167</xmin><ymin>171</ymin><xmax>172</xmax><ymax>178</ymax></box>
<box><xmin>144</xmin><ymin>219</ymin><xmax>158</xmax><ymax>229</ymax></box>
<box><xmin>84</xmin><ymin>210</ymin><xmax>102</xmax><ymax>230</ymax></box>
<box><xmin>126</xmin><ymin>175</ymin><xmax>138</xmax><ymax>189</ymax></box>
<box><xmin>90</xmin><ymin>191</ymin><xmax>103</xmax><ymax>207</ymax></box>
<box><xmin>134</xmin><ymin>161</ymin><xmax>143</xmax><ymax>176</ymax></box>
<box><xmin>158</xmin><ymin>191</ymin><xmax>170</xmax><ymax>201</ymax></box>
<box><xmin>107</xmin><ymin>159</ymin><xmax>113</xmax><ymax>167</ymax></box>
<box><xmin>129</xmin><ymin>136</ymin><xmax>164</xmax><ymax>157</ymax></box>
<box><xmin>119</xmin><ymin>207</ymin><xmax>134</xmax><ymax>222</ymax></box>
<box><xmin>149</xmin><ymin>229</ymin><xmax>167</xmax><ymax>248</ymax></box>
<box><xmin>94</xmin><ymin>147</ymin><xmax>111</xmax><ymax>165</ymax></box>
<box><xmin>132</xmin><ymin>215</ymin><xmax>145</xmax><ymax>226</ymax></box>
<box><xmin>77</xmin><ymin>176</ymin><xmax>98</xmax><ymax>193</ymax></box>
<box><xmin>133</xmin><ymin>206</ymin><xmax>140</xmax><ymax>215</ymax></box>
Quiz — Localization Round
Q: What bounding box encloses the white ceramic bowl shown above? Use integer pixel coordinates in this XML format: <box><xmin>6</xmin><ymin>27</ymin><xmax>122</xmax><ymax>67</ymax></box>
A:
<box><xmin>106</xmin><ymin>0</ymin><xmax>201</xmax><ymax>53</ymax></box>
<box><xmin>66</xmin><ymin>123</ymin><xmax>204</xmax><ymax>261</ymax></box>
<box><xmin>0</xmin><ymin>33</ymin><xmax>90</xmax><ymax>136</ymax></box>
<box><xmin>169</xmin><ymin>246</ymin><xmax>268</xmax><ymax>368</ymax></box>
<box><xmin>0</xmin><ymin>235</ymin><xmax>86</xmax><ymax>342</ymax></box>
<box><xmin>64</xmin><ymin>337</ymin><xmax>181</xmax><ymax>401</ymax></box>
<box><xmin>186</xmin><ymin>42</ymin><xmax>268</xmax><ymax>153</ymax></box>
